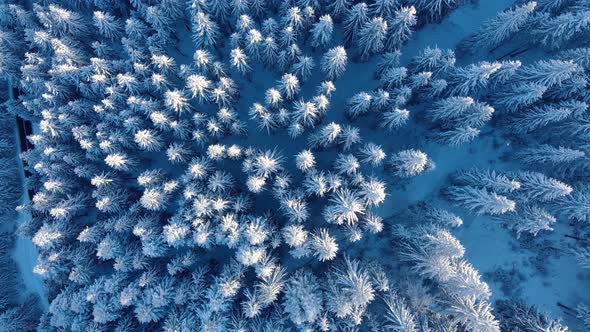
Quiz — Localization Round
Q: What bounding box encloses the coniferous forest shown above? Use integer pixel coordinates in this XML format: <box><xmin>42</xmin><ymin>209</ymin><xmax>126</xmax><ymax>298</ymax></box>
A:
<box><xmin>1</xmin><ymin>0</ymin><xmax>590</xmax><ymax>330</ymax></box>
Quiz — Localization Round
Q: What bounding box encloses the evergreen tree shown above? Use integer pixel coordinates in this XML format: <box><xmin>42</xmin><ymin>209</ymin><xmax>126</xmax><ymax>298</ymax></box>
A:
<box><xmin>385</xmin><ymin>7</ymin><xmax>417</xmax><ymax>51</ymax></box>
<box><xmin>283</xmin><ymin>270</ymin><xmax>324</xmax><ymax>326</ymax></box>
<box><xmin>321</xmin><ymin>46</ymin><xmax>348</xmax><ymax>80</ymax></box>
<box><xmin>452</xmin><ymin>169</ymin><xmax>521</xmax><ymax>194</ymax></box>
<box><xmin>388</xmin><ymin>149</ymin><xmax>433</xmax><ymax>178</ymax></box>
<box><xmin>460</xmin><ymin>2</ymin><xmax>537</xmax><ymax>53</ymax></box>
<box><xmin>357</xmin><ymin>17</ymin><xmax>388</xmax><ymax>60</ymax></box>
<box><xmin>311</xmin><ymin>15</ymin><xmax>334</xmax><ymax>48</ymax></box>
<box><xmin>534</xmin><ymin>9</ymin><xmax>590</xmax><ymax>48</ymax></box>
<box><xmin>342</xmin><ymin>3</ymin><xmax>369</xmax><ymax>46</ymax></box>
<box><xmin>516</xmin><ymin>144</ymin><xmax>585</xmax><ymax>165</ymax></box>
<box><xmin>446</xmin><ymin>186</ymin><xmax>516</xmax><ymax>215</ymax></box>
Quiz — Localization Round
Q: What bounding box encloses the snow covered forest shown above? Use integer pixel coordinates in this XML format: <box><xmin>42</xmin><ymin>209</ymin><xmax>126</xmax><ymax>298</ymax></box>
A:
<box><xmin>1</xmin><ymin>0</ymin><xmax>590</xmax><ymax>330</ymax></box>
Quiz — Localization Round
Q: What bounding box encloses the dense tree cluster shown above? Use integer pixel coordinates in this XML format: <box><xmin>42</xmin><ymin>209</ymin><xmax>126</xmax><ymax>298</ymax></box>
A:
<box><xmin>0</xmin><ymin>0</ymin><xmax>589</xmax><ymax>330</ymax></box>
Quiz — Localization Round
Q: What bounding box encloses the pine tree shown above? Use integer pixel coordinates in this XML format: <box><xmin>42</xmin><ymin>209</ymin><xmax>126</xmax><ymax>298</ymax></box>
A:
<box><xmin>370</xmin><ymin>0</ymin><xmax>399</xmax><ymax>18</ymax></box>
<box><xmin>385</xmin><ymin>7</ymin><xmax>417</xmax><ymax>51</ymax></box>
<box><xmin>279</xmin><ymin>73</ymin><xmax>300</xmax><ymax>99</ymax></box>
<box><xmin>326</xmin><ymin>256</ymin><xmax>376</xmax><ymax>324</ymax></box>
<box><xmin>516</xmin><ymin>144</ymin><xmax>585</xmax><ymax>165</ymax></box>
<box><xmin>453</xmin><ymin>169</ymin><xmax>521</xmax><ymax>194</ymax></box>
<box><xmin>446</xmin><ymin>186</ymin><xmax>516</xmax><ymax>215</ymax></box>
<box><xmin>517</xmin><ymin>60</ymin><xmax>582</xmax><ymax>88</ymax></box>
<box><xmin>534</xmin><ymin>9</ymin><xmax>590</xmax><ymax>48</ymax></box>
<box><xmin>186</xmin><ymin>74</ymin><xmax>211</xmax><ymax>104</ymax></box>
<box><xmin>346</xmin><ymin>92</ymin><xmax>373</xmax><ymax>118</ymax></box>
<box><xmin>323</xmin><ymin>188</ymin><xmax>365</xmax><ymax>225</ymax></box>
<box><xmin>310</xmin><ymin>228</ymin><xmax>338</xmax><ymax>261</ymax></box>
<box><xmin>412</xmin><ymin>46</ymin><xmax>456</xmax><ymax>75</ymax></box>
<box><xmin>502</xmin><ymin>205</ymin><xmax>556</xmax><ymax>238</ymax></box>
<box><xmin>428</xmin><ymin>96</ymin><xmax>475</xmax><ymax>123</ymax></box>
<box><xmin>559</xmin><ymin>186</ymin><xmax>590</xmax><ymax>223</ymax></box>
<box><xmin>513</xmin><ymin>171</ymin><xmax>572</xmax><ymax>202</ymax></box>
<box><xmin>192</xmin><ymin>11</ymin><xmax>220</xmax><ymax>50</ymax></box>
<box><xmin>383</xmin><ymin>291</ymin><xmax>418</xmax><ymax>332</ymax></box>
<box><xmin>447</xmin><ymin>62</ymin><xmax>502</xmax><ymax>96</ymax></box>
<box><xmin>388</xmin><ymin>149</ymin><xmax>432</xmax><ymax>178</ymax></box>
<box><xmin>460</xmin><ymin>2</ymin><xmax>537</xmax><ymax>53</ymax></box>
<box><xmin>359</xmin><ymin>143</ymin><xmax>387</xmax><ymax>166</ymax></box>
<box><xmin>327</xmin><ymin>0</ymin><xmax>352</xmax><ymax>21</ymax></box>
<box><xmin>311</xmin><ymin>15</ymin><xmax>334</xmax><ymax>48</ymax></box>
<box><xmin>493</xmin><ymin>82</ymin><xmax>547</xmax><ymax>112</ymax></box>
<box><xmin>448</xmin><ymin>296</ymin><xmax>500</xmax><ymax>332</ymax></box>
<box><xmin>230</xmin><ymin>48</ymin><xmax>251</xmax><ymax>75</ymax></box>
<box><xmin>93</xmin><ymin>11</ymin><xmax>123</xmax><ymax>40</ymax></box>
<box><xmin>357</xmin><ymin>17</ymin><xmax>388</xmax><ymax>60</ymax></box>
<box><xmin>292</xmin><ymin>56</ymin><xmax>315</xmax><ymax>82</ymax></box>
<box><xmin>322</xmin><ymin>46</ymin><xmax>348</xmax><ymax>80</ymax></box>
<box><xmin>510</xmin><ymin>100</ymin><xmax>583</xmax><ymax>133</ymax></box>
<box><xmin>134</xmin><ymin>129</ymin><xmax>164</xmax><ymax>151</ymax></box>
<box><xmin>342</xmin><ymin>3</ymin><xmax>369</xmax><ymax>46</ymax></box>
<box><xmin>381</xmin><ymin>108</ymin><xmax>410</xmax><ymax>131</ymax></box>
<box><xmin>283</xmin><ymin>270</ymin><xmax>324</xmax><ymax>326</ymax></box>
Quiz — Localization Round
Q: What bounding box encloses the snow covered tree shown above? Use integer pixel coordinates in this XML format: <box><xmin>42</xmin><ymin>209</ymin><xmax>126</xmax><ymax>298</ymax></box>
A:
<box><xmin>460</xmin><ymin>2</ymin><xmax>537</xmax><ymax>53</ymax></box>
<box><xmin>388</xmin><ymin>149</ymin><xmax>432</xmax><ymax>178</ymax></box>
<box><xmin>502</xmin><ymin>205</ymin><xmax>556</xmax><ymax>238</ymax></box>
<box><xmin>559</xmin><ymin>187</ymin><xmax>590</xmax><ymax>223</ymax></box>
<box><xmin>385</xmin><ymin>7</ymin><xmax>417</xmax><ymax>51</ymax></box>
<box><xmin>164</xmin><ymin>90</ymin><xmax>191</xmax><ymax>114</ymax></box>
<box><xmin>448</xmin><ymin>296</ymin><xmax>500</xmax><ymax>332</ymax></box>
<box><xmin>493</xmin><ymin>82</ymin><xmax>547</xmax><ymax>112</ymax></box>
<box><xmin>447</xmin><ymin>62</ymin><xmax>501</xmax><ymax>96</ymax></box>
<box><xmin>534</xmin><ymin>9</ymin><xmax>590</xmax><ymax>48</ymax></box>
<box><xmin>311</xmin><ymin>15</ymin><xmax>333</xmax><ymax>48</ymax></box>
<box><xmin>446</xmin><ymin>186</ymin><xmax>516</xmax><ymax>215</ymax></box>
<box><xmin>435</xmin><ymin>126</ymin><xmax>480</xmax><ymax>146</ymax></box>
<box><xmin>279</xmin><ymin>73</ymin><xmax>300</xmax><ymax>100</ymax></box>
<box><xmin>357</xmin><ymin>17</ymin><xmax>388</xmax><ymax>60</ymax></box>
<box><xmin>370</xmin><ymin>0</ymin><xmax>398</xmax><ymax>18</ymax></box>
<box><xmin>359</xmin><ymin>143</ymin><xmax>386</xmax><ymax>166</ymax></box>
<box><xmin>282</xmin><ymin>270</ymin><xmax>324</xmax><ymax>326</ymax></box>
<box><xmin>516</xmin><ymin>144</ymin><xmax>585</xmax><ymax>165</ymax></box>
<box><xmin>328</xmin><ymin>0</ymin><xmax>351</xmax><ymax>20</ymax></box>
<box><xmin>134</xmin><ymin>130</ymin><xmax>164</xmax><ymax>151</ymax></box>
<box><xmin>321</xmin><ymin>46</ymin><xmax>348</xmax><ymax>80</ymax></box>
<box><xmin>342</xmin><ymin>3</ymin><xmax>369</xmax><ymax>46</ymax></box>
<box><xmin>510</xmin><ymin>100</ymin><xmax>584</xmax><ymax>133</ymax></box>
<box><xmin>295</xmin><ymin>150</ymin><xmax>316</xmax><ymax>172</ymax></box>
<box><xmin>346</xmin><ymin>92</ymin><xmax>373</xmax><ymax>118</ymax></box>
<box><xmin>230</xmin><ymin>48</ymin><xmax>251</xmax><ymax>75</ymax></box>
<box><xmin>93</xmin><ymin>11</ymin><xmax>123</xmax><ymax>40</ymax></box>
<box><xmin>452</xmin><ymin>169</ymin><xmax>520</xmax><ymax>194</ymax></box>
<box><xmin>326</xmin><ymin>256</ymin><xmax>376</xmax><ymax>325</ymax></box>
<box><xmin>383</xmin><ymin>291</ymin><xmax>418</xmax><ymax>332</ymax></box>
<box><xmin>513</xmin><ymin>171</ymin><xmax>572</xmax><ymax>202</ymax></box>
<box><xmin>292</xmin><ymin>56</ymin><xmax>315</xmax><ymax>82</ymax></box>
<box><xmin>192</xmin><ymin>12</ymin><xmax>220</xmax><ymax>50</ymax></box>
<box><xmin>310</xmin><ymin>228</ymin><xmax>338</xmax><ymax>262</ymax></box>
<box><xmin>428</xmin><ymin>96</ymin><xmax>474</xmax><ymax>123</ymax></box>
<box><xmin>308</xmin><ymin>122</ymin><xmax>342</xmax><ymax>149</ymax></box>
<box><xmin>412</xmin><ymin>46</ymin><xmax>456</xmax><ymax>75</ymax></box>
<box><xmin>517</xmin><ymin>60</ymin><xmax>582</xmax><ymax>88</ymax></box>
<box><xmin>323</xmin><ymin>188</ymin><xmax>365</xmax><ymax>226</ymax></box>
